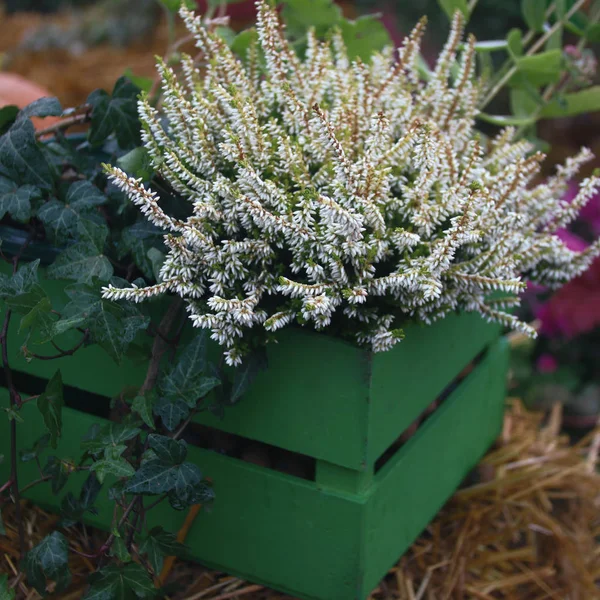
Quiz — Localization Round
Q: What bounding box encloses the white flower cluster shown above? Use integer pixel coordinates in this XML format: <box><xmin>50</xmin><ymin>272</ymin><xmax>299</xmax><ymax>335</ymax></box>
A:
<box><xmin>102</xmin><ymin>1</ymin><xmax>600</xmax><ymax>365</ymax></box>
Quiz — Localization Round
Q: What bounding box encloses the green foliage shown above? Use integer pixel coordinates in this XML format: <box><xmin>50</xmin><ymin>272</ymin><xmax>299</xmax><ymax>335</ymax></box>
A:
<box><xmin>37</xmin><ymin>370</ymin><xmax>64</xmax><ymax>448</ymax></box>
<box><xmin>0</xmin><ymin>574</ymin><xmax>14</xmax><ymax>600</ymax></box>
<box><xmin>83</xmin><ymin>563</ymin><xmax>155</xmax><ymax>600</ymax></box>
<box><xmin>139</xmin><ymin>526</ymin><xmax>186</xmax><ymax>575</ymax></box>
<box><xmin>521</xmin><ymin>0</ymin><xmax>546</xmax><ymax>33</ymax></box>
<box><xmin>24</xmin><ymin>532</ymin><xmax>71</xmax><ymax>595</ymax></box>
<box><xmin>437</xmin><ymin>0</ymin><xmax>469</xmax><ymax>21</ymax></box>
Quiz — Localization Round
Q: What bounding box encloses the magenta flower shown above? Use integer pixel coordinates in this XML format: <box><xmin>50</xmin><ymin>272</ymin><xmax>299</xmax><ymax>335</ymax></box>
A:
<box><xmin>536</xmin><ymin>353</ymin><xmax>559</xmax><ymax>373</ymax></box>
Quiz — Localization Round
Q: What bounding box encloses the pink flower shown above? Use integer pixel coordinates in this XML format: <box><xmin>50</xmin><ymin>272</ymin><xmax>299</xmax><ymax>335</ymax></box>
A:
<box><xmin>536</xmin><ymin>353</ymin><xmax>558</xmax><ymax>373</ymax></box>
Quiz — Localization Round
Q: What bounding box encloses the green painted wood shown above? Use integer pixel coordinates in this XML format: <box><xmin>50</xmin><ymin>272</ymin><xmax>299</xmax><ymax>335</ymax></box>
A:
<box><xmin>316</xmin><ymin>459</ymin><xmax>374</xmax><ymax>494</ymax></box>
<box><xmin>2</xmin><ymin>260</ymin><xmax>500</xmax><ymax>471</ymax></box>
<box><xmin>360</xmin><ymin>338</ymin><xmax>509</xmax><ymax>598</ymax></box>
<box><xmin>0</xmin><ymin>338</ymin><xmax>508</xmax><ymax>600</ymax></box>
<box><xmin>367</xmin><ymin>314</ymin><xmax>501</xmax><ymax>468</ymax></box>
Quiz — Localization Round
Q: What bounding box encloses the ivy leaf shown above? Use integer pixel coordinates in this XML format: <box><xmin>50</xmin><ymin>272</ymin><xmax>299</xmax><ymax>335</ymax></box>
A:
<box><xmin>339</xmin><ymin>16</ymin><xmax>391</xmax><ymax>62</ymax></box>
<box><xmin>168</xmin><ymin>480</ymin><xmax>214</xmax><ymax>511</ymax></box>
<box><xmin>91</xmin><ymin>457</ymin><xmax>135</xmax><ymax>483</ymax></box>
<box><xmin>0</xmin><ymin>177</ymin><xmax>41</xmax><ymax>222</ymax></box>
<box><xmin>5</xmin><ymin>283</ymin><xmax>48</xmax><ymax>315</ymax></box>
<box><xmin>66</xmin><ymin>180</ymin><xmax>107</xmax><ymax>208</ymax></box>
<box><xmin>47</xmin><ymin>241</ymin><xmax>112</xmax><ymax>284</ymax></box>
<box><xmin>148</xmin><ymin>434</ymin><xmax>187</xmax><ymax>465</ymax></box>
<box><xmin>24</xmin><ymin>532</ymin><xmax>71</xmax><ymax>595</ymax></box>
<box><xmin>125</xmin><ymin>459</ymin><xmax>202</xmax><ymax>496</ymax></box>
<box><xmin>0</xmin><ymin>574</ymin><xmax>13</xmax><ymax>600</ymax></box>
<box><xmin>118</xmin><ymin>220</ymin><xmax>164</xmax><ymax>281</ymax></box>
<box><xmin>17</xmin><ymin>97</ymin><xmax>62</xmax><ymax>122</ymax></box>
<box><xmin>87</xmin><ymin>77</ymin><xmax>142</xmax><ymax>150</ymax></box>
<box><xmin>19</xmin><ymin>296</ymin><xmax>55</xmax><ymax>342</ymax></box>
<box><xmin>437</xmin><ymin>0</ymin><xmax>469</xmax><ymax>20</ymax></box>
<box><xmin>20</xmin><ymin>433</ymin><xmax>50</xmax><ymax>463</ymax></box>
<box><xmin>0</xmin><ymin>259</ymin><xmax>40</xmax><ymax>298</ymax></box>
<box><xmin>139</xmin><ymin>527</ymin><xmax>186</xmax><ymax>575</ymax></box>
<box><xmin>42</xmin><ymin>456</ymin><xmax>69</xmax><ymax>494</ymax></box>
<box><xmin>109</xmin><ymin>535</ymin><xmax>131</xmax><ymax>563</ymax></box>
<box><xmin>230</xmin><ymin>347</ymin><xmax>268</xmax><ymax>404</ymax></box>
<box><xmin>160</xmin><ymin>333</ymin><xmax>220</xmax><ymax>407</ymax></box>
<box><xmin>0</xmin><ymin>106</ymin><xmax>19</xmax><ymax>136</ymax></box>
<box><xmin>521</xmin><ymin>0</ymin><xmax>546</xmax><ymax>33</ymax></box>
<box><xmin>80</xmin><ymin>472</ymin><xmax>102</xmax><ymax>510</ymax></box>
<box><xmin>81</xmin><ymin>422</ymin><xmax>140</xmax><ymax>456</ymax></box>
<box><xmin>0</xmin><ymin>119</ymin><xmax>54</xmax><ymax>190</ymax></box>
<box><xmin>131</xmin><ymin>395</ymin><xmax>155</xmax><ymax>429</ymax></box>
<box><xmin>83</xmin><ymin>563</ymin><xmax>155</xmax><ymax>600</ymax></box>
<box><xmin>153</xmin><ymin>397</ymin><xmax>189</xmax><ymax>432</ymax></box>
<box><xmin>37</xmin><ymin>371</ymin><xmax>64</xmax><ymax>449</ymax></box>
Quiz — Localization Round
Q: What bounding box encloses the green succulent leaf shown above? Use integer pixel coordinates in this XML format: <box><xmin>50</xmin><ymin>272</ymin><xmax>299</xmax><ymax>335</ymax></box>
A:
<box><xmin>437</xmin><ymin>0</ymin><xmax>469</xmax><ymax>20</ymax></box>
<box><xmin>24</xmin><ymin>532</ymin><xmax>71</xmax><ymax>595</ymax></box>
<box><xmin>281</xmin><ymin>0</ymin><xmax>342</xmax><ymax>37</ymax></box>
<box><xmin>521</xmin><ymin>0</ymin><xmax>546</xmax><ymax>33</ymax></box>
<box><xmin>37</xmin><ymin>370</ymin><xmax>64</xmax><ymax>449</ymax></box>
<box><xmin>117</xmin><ymin>147</ymin><xmax>154</xmax><ymax>180</ymax></box>
<box><xmin>339</xmin><ymin>16</ymin><xmax>391</xmax><ymax>62</ymax></box>
<box><xmin>540</xmin><ymin>85</ymin><xmax>600</xmax><ymax>118</ymax></box>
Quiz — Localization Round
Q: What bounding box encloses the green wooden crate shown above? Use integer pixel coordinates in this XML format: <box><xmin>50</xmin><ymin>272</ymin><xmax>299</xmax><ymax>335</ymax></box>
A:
<box><xmin>0</xmin><ymin>269</ymin><xmax>509</xmax><ymax>600</ymax></box>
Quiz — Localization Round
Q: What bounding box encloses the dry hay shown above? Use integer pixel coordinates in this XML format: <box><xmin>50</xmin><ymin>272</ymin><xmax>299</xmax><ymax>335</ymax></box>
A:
<box><xmin>2</xmin><ymin>398</ymin><xmax>599</xmax><ymax>599</ymax></box>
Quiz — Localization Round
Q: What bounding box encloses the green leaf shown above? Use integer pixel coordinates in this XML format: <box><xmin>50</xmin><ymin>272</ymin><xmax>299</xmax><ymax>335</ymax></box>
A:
<box><xmin>61</xmin><ymin>282</ymin><xmax>148</xmax><ymax>363</ymax></box>
<box><xmin>147</xmin><ymin>247</ymin><xmax>165</xmax><ymax>282</ymax></box>
<box><xmin>506</xmin><ymin>28</ymin><xmax>523</xmax><ymax>59</ymax></box>
<box><xmin>125</xmin><ymin>458</ymin><xmax>202</xmax><ymax>495</ymax></box>
<box><xmin>473</xmin><ymin>40</ymin><xmax>508</xmax><ymax>52</ymax></box>
<box><xmin>17</xmin><ymin>97</ymin><xmax>62</xmax><ymax>122</ymax></box>
<box><xmin>81</xmin><ymin>422</ymin><xmax>140</xmax><ymax>455</ymax></box>
<box><xmin>168</xmin><ymin>480</ymin><xmax>214</xmax><ymax>511</ymax></box>
<box><xmin>0</xmin><ymin>259</ymin><xmax>40</xmax><ymax>298</ymax></box>
<box><xmin>119</xmin><ymin>220</ymin><xmax>164</xmax><ymax>280</ymax></box>
<box><xmin>66</xmin><ymin>180</ymin><xmax>107</xmax><ymax>208</ymax></box>
<box><xmin>0</xmin><ymin>177</ymin><xmax>40</xmax><ymax>222</ymax></box>
<box><xmin>122</xmin><ymin>68</ymin><xmax>153</xmax><ymax>93</ymax></box>
<box><xmin>0</xmin><ymin>574</ymin><xmax>14</xmax><ymax>600</ymax></box>
<box><xmin>42</xmin><ymin>456</ymin><xmax>69</xmax><ymax>494</ymax></box>
<box><xmin>91</xmin><ymin>457</ymin><xmax>135</xmax><ymax>483</ymax></box>
<box><xmin>117</xmin><ymin>147</ymin><xmax>154</xmax><ymax>180</ymax></box>
<box><xmin>230</xmin><ymin>348</ymin><xmax>267</xmax><ymax>404</ymax></box>
<box><xmin>132</xmin><ymin>395</ymin><xmax>155</xmax><ymax>429</ymax></box>
<box><xmin>37</xmin><ymin>370</ymin><xmax>64</xmax><ymax>448</ymax></box>
<box><xmin>510</xmin><ymin>88</ymin><xmax>540</xmax><ymax>119</ymax></box>
<box><xmin>109</xmin><ymin>535</ymin><xmax>132</xmax><ymax>563</ymax></box>
<box><xmin>24</xmin><ymin>532</ymin><xmax>70</xmax><ymax>595</ymax></box>
<box><xmin>47</xmin><ymin>241</ymin><xmax>112</xmax><ymax>284</ymax></box>
<box><xmin>148</xmin><ymin>434</ymin><xmax>187</xmax><ymax>465</ymax></box>
<box><xmin>281</xmin><ymin>0</ymin><xmax>342</xmax><ymax>37</ymax></box>
<box><xmin>437</xmin><ymin>0</ymin><xmax>469</xmax><ymax>20</ymax></box>
<box><xmin>339</xmin><ymin>16</ymin><xmax>391</xmax><ymax>62</ymax></box>
<box><xmin>139</xmin><ymin>527</ymin><xmax>186</xmax><ymax>575</ymax></box>
<box><xmin>231</xmin><ymin>28</ymin><xmax>258</xmax><ymax>61</ymax></box>
<box><xmin>585</xmin><ymin>22</ymin><xmax>600</xmax><ymax>42</ymax></box>
<box><xmin>5</xmin><ymin>283</ymin><xmax>48</xmax><ymax>315</ymax></box>
<box><xmin>21</xmin><ymin>433</ymin><xmax>50</xmax><ymax>463</ymax></box>
<box><xmin>80</xmin><ymin>472</ymin><xmax>102</xmax><ymax>509</ymax></box>
<box><xmin>0</xmin><ymin>119</ymin><xmax>54</xmax><ymax>190</ymax></box>
<box><xmin>19</xmin><ymin>296</ymin><xmax>55</xmax><ymax>340</ymax></box>
<box><xmin>87</xmin><ymin>77</ymin><xmax>142</xmax><ymax>150</ymax></box>
<box><xmin>511</xmin><ymin>50</ymin><xmax>563</xmax><ymax>87</ymax></box>
<box><xmin>83</xmin><ymin>563</ymin><xmax>155</xmax><ymax>600</ymax></box>
<box><xmin>160</xmin><ymin>333</ymin><xmax>220</xmax><ymax>407</ymax></box>
<box><xmin>158</xmin><ymin>0</ymin><xmax>195</xmax><ymax>11</ymax></box>
<box><xmin>521</xmin><ymin>0</ymin><xmax>546</xmax><ymax>33</ymax></box>
<box><xmin>477</xmin><ymin>113</ymin><xmax>536</xmax><ymax>126</ymax></box>
<box><xmin>153</xmin><ymin>397</ymin><xmax>189</xmax><ymax>431</ymax></box>
<box><xmin>541</xmin><ymin>86</ymin><xmax>600</xmax><ymax>118</ymax></box>
<box><xmin>0</xmin><ymin>106</ymin><xmax>19</xmax><ymax>135</ymax></box>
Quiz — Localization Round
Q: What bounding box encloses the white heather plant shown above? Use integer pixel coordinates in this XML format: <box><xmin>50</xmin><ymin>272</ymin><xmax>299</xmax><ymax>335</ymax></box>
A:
<box><xmin>103</xmin><ymin>1</ymin><xmax>600</xmax><ymax>366</ymax></box>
